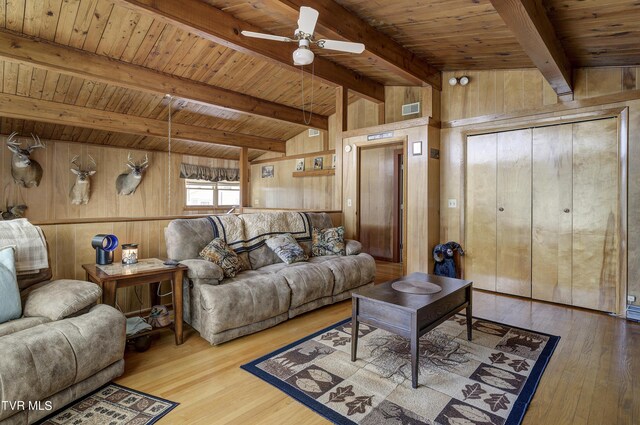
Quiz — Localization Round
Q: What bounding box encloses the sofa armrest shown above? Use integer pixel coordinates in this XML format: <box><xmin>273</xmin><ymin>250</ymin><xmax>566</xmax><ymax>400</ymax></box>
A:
<box><xmin>179</xmin><ymin>259</ymin><xmax>224</xmax><ymax>284</ymax></box>
<box><xmin>345</xmin><ymin>239</ymin><xmax>362</xmax><ymax>255</ymax></box>
<box><xmin>23</xmin><ymin>280</ymin><xmax>101</xmax><ymax>321</ymax></box>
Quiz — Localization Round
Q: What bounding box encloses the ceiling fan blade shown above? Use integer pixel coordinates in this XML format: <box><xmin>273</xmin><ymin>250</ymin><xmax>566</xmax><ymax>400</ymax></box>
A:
<box><xmin>317</xmin><ymin>39</ymin><xmax>365</xmax><ymax>54</ymax></box>
<box><xmin>296</xmin><ymin>6</ymin><xmax>319</xmax><ymax>36</ymax></box>
<box><xmin>241</xmin><ymin>30</ymin><xmax>293</xmax><ymax>42</ymax></box>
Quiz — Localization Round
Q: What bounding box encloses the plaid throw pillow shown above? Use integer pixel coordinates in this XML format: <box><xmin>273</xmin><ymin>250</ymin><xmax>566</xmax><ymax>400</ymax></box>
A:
<box><xmin>200</xmin><ymin>238</ymin><xmax>242</xmax><ymax>278</ymax></box>
<box><xmin>265</xmin><ymin>233</ymin><xmax>308</xmax><ymax>264</ymax></box>
<box><xmin>312</xmin><ymin>226</ymin><xmax>346</xmax><ymax>256</ymax></box>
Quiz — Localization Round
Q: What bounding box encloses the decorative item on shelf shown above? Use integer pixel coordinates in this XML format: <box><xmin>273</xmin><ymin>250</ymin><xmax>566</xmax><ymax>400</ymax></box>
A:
<box><xmin>295</xmin><ymin>158</ymin><xmax>305</xmax><ymax>171</ymax></box>
<box><xmin>121</xmin><ymin>243</ymin><xmax>139</xmax><ymax>265</ymax></box>
<box><xmin>148</xmin><ymin>305</ymin><xmax>172</xmax><ymax>328</ymax></box>
<box><xmin>6</xmin><ymin>132</ymin><xmax>45</xmax><ymax>188</ymax></box>
<box><xmin>313</xmin><ymin>156</ymin><xmax>323</xmax><ymax>170</ymax></box>
<box><xmin>262</xmin><ymin>165</ymin><xmax>274</xmax><ymax>178</ymax></box>
<box><xmin>91</xmin><ymin>234</ymin><xmax>119</xmax><ymax>265</ymax></box>
<box><xmin>332</xmin><ymin>154</ymin><xmax>336</xmax><ymax>169</ymax></box>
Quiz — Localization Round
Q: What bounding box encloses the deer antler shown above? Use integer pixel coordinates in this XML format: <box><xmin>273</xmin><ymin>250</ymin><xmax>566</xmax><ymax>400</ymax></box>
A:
<box><xmin>71</xmin><ymin>155</ymin><xmax>81</xmax><ymax>170</ymax></box>
<box><xmin>6</xmin><ymin>131</ymin><xmax>21</xmax><ymax>148</ymax></box>
<box><xmin>27</xmin><ymin>134</ymin><xmax>45</xmax><ymax>152</ymax></box>
<box><xmin>139</xmin><ymin>153</ymin><xmax>149</xmax><ymax>167</ymax></box>
<box><xmin>127</xmin><ymin>152</ymin><xmax>136</xmax><ymax>167</ymax></box>
<box><xmin>88</xmin><ymin>155</ymin><xmax>97</xmax><ymax>170</ymax></box>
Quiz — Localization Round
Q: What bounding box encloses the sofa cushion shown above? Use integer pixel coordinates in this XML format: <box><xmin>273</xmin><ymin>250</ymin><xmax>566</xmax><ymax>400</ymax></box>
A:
<box><xmin>23</xmin><ymin>280</ymin><xmax>101</xmax><ymax>321</ymax></box>
<box><xmin>198</xmin><ymin>270</ymin><xmax>291</xmax><ymax>334</ymax></box>
<box><xmin>249</xmin><ymin>245</ymin><xmax>283</xmax><ymax>270</ymax></box>
<box><xmin>0</xmin><ymin>316</ymin><xmax>50</xmax><ymax>338</ymax></box>
<box><xmin>180</xmin><ymin>258</ymin><xmax>224</xmax><ymax>284</ymax></box>
<box><xmin>312</xmin><ymin>226</ymin><xmax>346</xmax><ymax>256</ymax></box>
<box><xmin>277</xmin><ymin>263</ymin><xmax>335</xmax><ymax>309</ymax></box>
<box><xmin>0</xmin><ymin>246</ymin><xmax>21</xmax><ymax>324</ymax></box>
<box><xmin>266</xmin><ymin>233</ymin><xmax>309</xmax><ymax>264</ymax></box>
<box><xmin>200</xmin><ymin>238</ymin><xmax>243</xmax><ymax>278</ymax></box>
<box><xmin>0</xmin><ymin>304</ymin><xmax>125</xmax><ymax>420</ymax></box>
<box><xmin>314</xmin><ymin>253</ymin><xmax>376</xmax><ymax>295</ymax></box>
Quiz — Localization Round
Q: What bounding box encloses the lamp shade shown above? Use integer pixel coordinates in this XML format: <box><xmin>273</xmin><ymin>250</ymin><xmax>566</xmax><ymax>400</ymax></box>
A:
<box><xmin>293</xmin><ymin>47</ymin><xmax>314</xmax><ymax>66</ymax></box>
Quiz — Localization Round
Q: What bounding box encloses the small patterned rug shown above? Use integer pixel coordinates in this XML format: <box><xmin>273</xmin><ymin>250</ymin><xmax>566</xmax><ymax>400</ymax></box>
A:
<box><xmin>242</xmin><ymin>316</ymin><xmax>559</xmax><ymax>425</ymax></box>
<box><xmin>37</xmin><ymin>384</ymin><xmax>178</xmax><ymax>424</ymax></box>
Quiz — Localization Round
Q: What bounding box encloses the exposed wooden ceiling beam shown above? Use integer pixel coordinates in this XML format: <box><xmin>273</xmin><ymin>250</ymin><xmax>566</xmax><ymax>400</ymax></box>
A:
<box><xmin>0</xmin><ymin>30</ymin><xmax>327</xmax><ymax>130</ymax></box>
<box><xmin>269</xmin><ymin>0</ymin><xmax>441</xmax><ymax>90</ymax></box>
<box><xmin>0</xmin><ymin>94</ymin><xmax>286</xmax><ymax>152</ymax></box>
<box><xmin>490</xmin><ymin>0</ymin><xmax>573</xmax><ymax>96</ymax></box>
<box><xmin>115</xmin><ymin>0</ymin><xmax>385</xmax><ymax>103</ymax></box>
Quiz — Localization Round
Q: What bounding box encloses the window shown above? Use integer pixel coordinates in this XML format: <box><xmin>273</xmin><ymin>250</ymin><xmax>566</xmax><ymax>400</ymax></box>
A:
<box><xmin>185</xmin><ymin>179</ymin><xmax>240</xmax><ymax>207</ymax></box>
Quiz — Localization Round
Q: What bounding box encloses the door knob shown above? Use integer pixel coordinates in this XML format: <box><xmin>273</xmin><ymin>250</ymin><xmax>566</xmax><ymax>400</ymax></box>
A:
<box><xmin>564</xmin><ymin>208</ymin><xmax>570</xmax><ymax>213</ymax></box>
<box><xmin>498</xmin><ymin>207</ymin><xmax>504</xmax><ymax>212</ymax></box>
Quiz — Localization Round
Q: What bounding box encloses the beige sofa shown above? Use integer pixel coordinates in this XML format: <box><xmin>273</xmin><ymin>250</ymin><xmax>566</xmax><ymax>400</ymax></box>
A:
<box><xmin>165</xmin><ymin>212</ymin><xmax>376</xmax><ymax>345</ymax></box>
<box><xmin>0</xmin><ymin>240</ymin><xmax>126</xmax><ymax>424</ymax></box>
<box><xmin>0</xmin><ymin>224</ymin><xmax>125</xmax><ymax>425</ymax></box>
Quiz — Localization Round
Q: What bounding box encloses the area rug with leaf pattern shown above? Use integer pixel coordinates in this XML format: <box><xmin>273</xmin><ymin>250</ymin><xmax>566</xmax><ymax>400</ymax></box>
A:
<box><xmin>36</xmin><ymin>384</ymin><xmax>178</xmax><ymax>425</ymax></box>
<box><xmin>242</xmin><ymin>315</ymin><xmax>559</xmax><ymax>425</ymax></box>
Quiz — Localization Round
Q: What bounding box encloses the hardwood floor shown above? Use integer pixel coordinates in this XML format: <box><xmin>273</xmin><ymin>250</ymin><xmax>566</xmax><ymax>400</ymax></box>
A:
<box><xmin>116</xmin><ymin>262</ymin><xmax>640</xmax><ymax>424</ymax></box>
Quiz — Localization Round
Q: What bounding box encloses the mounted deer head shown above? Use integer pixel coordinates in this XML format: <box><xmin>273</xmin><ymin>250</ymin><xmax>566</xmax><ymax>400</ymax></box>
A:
<box><xmin>6</xmin><ymin>132</ymin><xmax>45</xmax><ymax>188</ymax></box>
<box><xmin>0</xmin><ymin>204</ymin><xmax>27</xmax><ymax>220</ymax></box>
<box><xmin>69</xmin><ymin>155</ymin><xmax>97</xmax><ymax>205</ymax></box>
<box><xmin>116</xmin><ymin>153</ymin><xmax>149</xmax><ymax>196</ymax></box>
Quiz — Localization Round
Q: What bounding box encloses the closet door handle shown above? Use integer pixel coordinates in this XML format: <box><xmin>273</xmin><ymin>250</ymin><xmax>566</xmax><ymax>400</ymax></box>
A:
<box><xmin>498</xmin><ymin>207</ymin><xmax>504</xmax><ymax>212</ymax></box>
<box><xmin>564</xmin><ymin>208</ymin><xmax>570</xmax><ymax>213</ymax></box>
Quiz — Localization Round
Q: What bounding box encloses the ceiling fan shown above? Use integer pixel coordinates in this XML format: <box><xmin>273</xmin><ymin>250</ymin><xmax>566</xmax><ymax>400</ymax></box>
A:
<box><xmin>241</xmin><ymin>6</ymin><xmax>365</xmax><ymax>66</ymax></box>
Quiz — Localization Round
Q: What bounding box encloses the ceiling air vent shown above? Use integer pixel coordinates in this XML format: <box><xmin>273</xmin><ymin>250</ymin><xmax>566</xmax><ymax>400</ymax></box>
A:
<box><xmin>401</xmin><ymin>102</ymin><xmax>420</xmax><ymax>116</ymax></box>
<box><xmin>308</xmin><ymin>129</ymin><xmax>320</xmax><ymax>137</ymax></box>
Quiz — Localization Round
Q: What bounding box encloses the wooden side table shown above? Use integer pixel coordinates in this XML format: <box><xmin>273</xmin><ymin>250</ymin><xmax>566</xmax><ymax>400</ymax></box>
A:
<box><xmin>82</xmin><ymin>259</ymin><xmax>188</xmax><ymax>345</ymax></box>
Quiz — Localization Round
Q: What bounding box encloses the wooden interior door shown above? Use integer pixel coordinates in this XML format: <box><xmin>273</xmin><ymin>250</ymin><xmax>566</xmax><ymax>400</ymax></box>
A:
<box><xmin>496</xmin><ymin>129</ymin><xmax>532</xmax><ymax>297</ymax></box>
<box><xmin>465</xmin><ymin>133</ymin><xmax>497</xmax><ymax>291</ymax></box>
<box><xmin>532</xmin><ymin>124</ymin><xmax>573</xmax><ymax>304</ymax></box>
<box><xmin>572</xmin><ymin>118</ymin><xmax>619</xmax><ymax>312</ymax></box>
<box><xmin>359</xmin><ymin>144</ymin><xmax>400</xmax><ymax>261</ymax></box>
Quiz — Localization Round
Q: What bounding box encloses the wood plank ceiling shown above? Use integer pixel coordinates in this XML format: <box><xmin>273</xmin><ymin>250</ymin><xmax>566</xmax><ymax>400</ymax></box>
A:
<box><xmin>0</xmin><ymin>0</ymin><xmax>637</xmax><ymax>160</ymax></box>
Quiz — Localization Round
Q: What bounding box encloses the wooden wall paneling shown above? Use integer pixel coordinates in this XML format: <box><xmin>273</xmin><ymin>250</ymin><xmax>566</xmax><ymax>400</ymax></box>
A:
<box><xmin>531</xmin><ymin>124</ymin><xmax>573</xmax><ymax>304</ymax></box>
<box><xmin>359</xmin><ymin>144</ymin><xmax>398</xmax><ymax>260</ymax></box>
<box><xmin>0</xmin><ymin>135</ymin><xmax>238</xmax><ymax>222</ymax></box>
<box><xmin>464</xmin><ymin>133</ymin><xmax>497</xmax><ymax>291</ymax></box>
<box><xmin>428</xmin><ymin>125</ymin><xmax>441</xmax><ymax>271</ymax></box>
<box><xmin>347</xmin><ymin>98</ymin><xmax>382</xmax><ymax>130</ymax></box>
<box><xmin>571</xmin><ymin>118</ymin><xmax>619</xmax><ymax>312</ymax></box>
<box><xmin>496</xmin><ymin>129</ymin><xmax>532</xmax><ymax>297</ymax></box>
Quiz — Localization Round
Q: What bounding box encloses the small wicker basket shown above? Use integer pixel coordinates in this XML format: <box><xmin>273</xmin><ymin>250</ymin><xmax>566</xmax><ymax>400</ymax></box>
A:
<box><xmin>148</xmin><ymin>305</ymin><xmax>172</xmax><ymax>328</ymax></box>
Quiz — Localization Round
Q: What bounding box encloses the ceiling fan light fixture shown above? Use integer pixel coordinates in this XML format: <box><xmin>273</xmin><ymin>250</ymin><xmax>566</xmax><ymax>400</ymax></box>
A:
<box><xmin>293</xmin><ymin>46</ymin><xmax>314</xmax><ymax>66</ymax></box>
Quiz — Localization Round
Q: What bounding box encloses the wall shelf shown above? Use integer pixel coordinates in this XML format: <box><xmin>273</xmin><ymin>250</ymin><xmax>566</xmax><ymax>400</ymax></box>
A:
<box><xmin>292</xmin><ymin>169</ymin><xmax>336</xmax><ymax>178</ymax></box>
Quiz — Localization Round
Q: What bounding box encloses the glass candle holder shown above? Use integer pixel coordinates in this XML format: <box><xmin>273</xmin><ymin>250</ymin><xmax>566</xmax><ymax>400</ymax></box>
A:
<box><xmin>121</xmin><ymin>244</ymin><xmax>138</xmax><ymax>265</ymax></box>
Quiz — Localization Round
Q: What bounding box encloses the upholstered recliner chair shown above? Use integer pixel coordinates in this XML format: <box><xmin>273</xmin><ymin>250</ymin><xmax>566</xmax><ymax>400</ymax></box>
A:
<box><xmin>0</xmin><ymin>224</ymin><xmax>126</xmax><ymax>425</ymax></box>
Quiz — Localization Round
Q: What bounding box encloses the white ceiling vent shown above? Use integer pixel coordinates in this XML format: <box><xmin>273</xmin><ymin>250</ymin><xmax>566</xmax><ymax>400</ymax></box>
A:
<box><xmin>401</xmin><ymin>102</ymin><xmax>420</xmax><ymax>116</ymax></box>
<box><xmin>308</xmin><ymin>128</ymin><xmax>320</xmax><ymax>137</ymax></box>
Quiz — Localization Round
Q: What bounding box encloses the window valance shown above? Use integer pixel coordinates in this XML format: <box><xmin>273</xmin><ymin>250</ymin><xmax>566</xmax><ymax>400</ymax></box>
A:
<box><xmin>179</xmin><ymin>163</ymin><xmax>240</xmax><ymax>182</ymax></box>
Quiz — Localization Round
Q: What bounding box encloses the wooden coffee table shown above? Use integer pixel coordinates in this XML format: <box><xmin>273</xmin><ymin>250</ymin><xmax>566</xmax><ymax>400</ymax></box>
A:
<box><xmin>351</xmin><ymin>272</ymin><xmax>473</xmax><ymax>388</ymax></box>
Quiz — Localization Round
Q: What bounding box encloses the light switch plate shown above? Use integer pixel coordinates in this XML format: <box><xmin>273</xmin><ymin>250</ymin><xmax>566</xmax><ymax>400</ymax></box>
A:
<box><xmin>347</xmin><ymin>199</ymin><xmax>352</xmax><ymax>207</ymax></box>
<box><xmin>448</xmin><ymin>199</ymin><xmax>457</xmax><ymax>208</ymax></box>
<box><xmin>254</xmin><ymin>199</ymin><xmax>259</xmax><ymax>206</ymax></box>
<box><xmin>628</xmin><ymin>295</ymin><xmax>637</xmax><ymax>303</ymax></box>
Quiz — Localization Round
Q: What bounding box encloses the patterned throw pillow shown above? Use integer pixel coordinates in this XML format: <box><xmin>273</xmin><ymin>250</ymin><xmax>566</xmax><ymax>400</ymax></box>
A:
<box><xmin>200</xmin><ymin>238</ymin><xmax>242</xmax><ymax>278</ymax></box>
<box><xmin>265</xmin><ymin>234</ymin><xmax>308</xmax><ymax>264</ymax></box>
<box><xmin>312</xmin><ymin>226</ymin><xmax>346</xmax><ymax>256</ymax></box>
